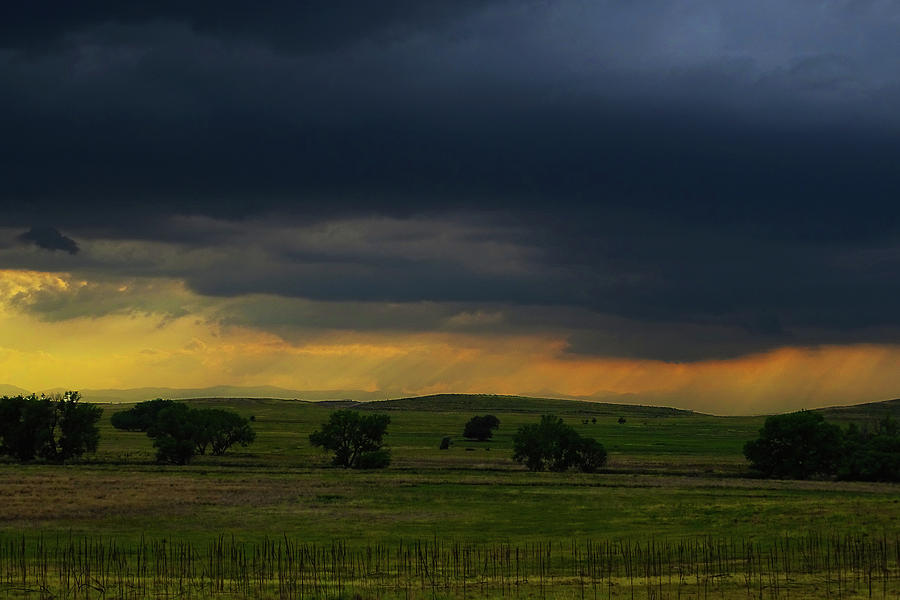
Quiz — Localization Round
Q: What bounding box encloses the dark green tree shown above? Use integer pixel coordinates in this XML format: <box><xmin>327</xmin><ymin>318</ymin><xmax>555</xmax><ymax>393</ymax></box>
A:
<box><xmin>56</xmin><ymin>392</ymin><xmax>103</xmax><ymax>460</ymax></box>
<box><xmin>194</xmin><ymin>409</ymin><xmax>256</xmax><ymax>456</ymax></box>
<box><xmin>576</xmin><ymin>437</ymin><xmax>608</xmax><ymax>473</ymax></box>
<box><xmin>110</xmin><ymin>399</ymin><xmax>175</xmax><ymax>431</ymax></box>
<box><xmin>309</xmin><ymin>410</ymin><xmax>391</xmax><ymax>469</ymax></box>
<box><xmin>838</xmin><ymin>417</ymin><xmax>900</xmax><ymax>482</ymax></box>
<box><xmin>512</xmin><ymin>415</ymin><xmax>606</xmax><ymax>472</ymax></box>
<box><xmin>135</xmin><ymin>403</ymin><xmax>256</xmax><ymax>463</ymax></box>
<box><xmin>146</xmin><ymin>403</ymin><xmax>200</xmax><ymax>464</ymax></box>
<box><xmin>0</xmin><ymin>395</ymin><xmax>55</xmax><ymax>461</ymax></box>
<box><xmin>743</xmin><ymin>411</ymin><xmax>843</xmax><ymax>479</ymax></box>
<box><xmin>463</xmin><ymin>415</ymin><xmax>500</xmax><ymax>441</ymax></box>
<box><xmin>0</xmin><ymin>392</ymin><xmax>101</xmax><ymax>462</ymax></box>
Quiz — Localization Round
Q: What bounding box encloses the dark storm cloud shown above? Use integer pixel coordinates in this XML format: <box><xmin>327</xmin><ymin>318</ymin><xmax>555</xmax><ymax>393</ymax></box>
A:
<box><xmin>4</xmin><ymin>212</ymin><xmax>900</xmax><ymax>361</ymax></box>
<box><xmin>0</xmin><ymin>1</ymin><xmax>491</xmax><ymax>55</ymax></box>
<box><xmin>2</xmin><ymin>1</ymin><xmax>900</xmax><ymax>360</ymax></box>
<box><xmin>3</xmin><ymin>0</ymin><xmax>900</xmax><ymax>228</ymax></box>
<box><xmin>17</xmin><ymin>227</ymin><xmax>80</xmax><ymax>254</ymax></box>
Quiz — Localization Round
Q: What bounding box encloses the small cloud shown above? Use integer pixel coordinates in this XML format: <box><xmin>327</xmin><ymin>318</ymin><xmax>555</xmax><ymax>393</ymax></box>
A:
<box><xmin>17</xmin><ymin>226</ymin><xmax>80</xmax><ymax>255</ymax></box>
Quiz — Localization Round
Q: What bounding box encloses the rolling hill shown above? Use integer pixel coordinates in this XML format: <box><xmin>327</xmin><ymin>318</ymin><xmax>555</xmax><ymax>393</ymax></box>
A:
<box><xmin>817</xmin><ymin>397</ymin><xmax>900</xmax><ymax>422</ymax></box>
<box><xmin>355</xmin><ymin>393</ymin><xmax>695</xmax><ymax>417</ymax></box>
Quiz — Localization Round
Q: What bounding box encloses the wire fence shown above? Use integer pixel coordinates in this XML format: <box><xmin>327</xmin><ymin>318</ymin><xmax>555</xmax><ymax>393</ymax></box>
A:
<box><xmin>1</xmin><ymin>532</ymin><xmax>898</xmax><ymax>599</ymax></box>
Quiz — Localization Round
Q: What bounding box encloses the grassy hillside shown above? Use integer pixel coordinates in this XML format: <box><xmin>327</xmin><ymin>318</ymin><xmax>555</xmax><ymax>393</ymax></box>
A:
<box><xmin>2</xmin><ymin>394</ymin><xmax>898</xmax><ymax>548</ymax></box>
<box><xmin>817</xmin><ymin>397</ymin><xmax>900</xmax><ymax>422</ymax></box>
<box><xmin>357</xmin><ymin>393</ymin><xmax>694</xmax><ymax>416</ymax></box>
<box><xmin>3</xmin><ymin>393</ymin><xmax>898</xmax><ymax>599</ymax></box>
<box><xmin>90</xmin><ymin>396</ymin><xmax>753</xmax><ymax>471</ymax></box>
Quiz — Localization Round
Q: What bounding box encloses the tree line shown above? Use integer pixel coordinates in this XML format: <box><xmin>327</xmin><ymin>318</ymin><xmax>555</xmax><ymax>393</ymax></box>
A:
<box><xmin>744</xmin><ymin>410</ymin><xmax>900</xmax><ymax>481</ymax></box>
<box><xmin>2</xmin><ymin>393</ymin><xmax>898</xmax><ymax>481</ymax></box>
<box><xmin>0</xmin><ymin>394</ymin><xmax>256</xmax><ymax>465</ymax></box>
<box><xmin>0</xmin><ymin>392</ymin><xmax>101</xmax><ymax>462</ymax></box>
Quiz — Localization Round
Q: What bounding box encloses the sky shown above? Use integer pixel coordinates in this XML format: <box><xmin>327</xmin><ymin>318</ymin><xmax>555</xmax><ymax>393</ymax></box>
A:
<box><xmin>2</xmin><ymin>1</ymin><xmax>900</xmax><ymax>414</ymax></box>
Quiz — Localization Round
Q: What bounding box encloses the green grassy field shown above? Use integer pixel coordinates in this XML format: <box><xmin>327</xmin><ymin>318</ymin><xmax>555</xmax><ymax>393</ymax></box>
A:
<box><xmin>1</xmin><ymin>395</ymin><xmax>898</xmax><ymax>598</ymax></box>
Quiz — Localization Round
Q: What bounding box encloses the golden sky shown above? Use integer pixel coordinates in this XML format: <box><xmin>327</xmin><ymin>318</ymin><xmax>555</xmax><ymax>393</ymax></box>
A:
<box><xmin>2</xmin><ymin>268</ymin><xmax>898</xmax><ymax>415</ymax></box>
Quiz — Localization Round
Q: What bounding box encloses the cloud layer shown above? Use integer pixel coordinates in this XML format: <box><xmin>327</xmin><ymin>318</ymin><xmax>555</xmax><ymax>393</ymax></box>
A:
<box><xmin>2</xmin><ymin>2</ymin><xmax>899</xmax><ymax>406</ymax></box>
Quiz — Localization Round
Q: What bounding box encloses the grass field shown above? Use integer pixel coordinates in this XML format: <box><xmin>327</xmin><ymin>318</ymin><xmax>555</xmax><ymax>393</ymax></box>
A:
<box><xmin>1</xmin><ymin>394</ymin><xmax>899</xmax><ymax>598</ymax></box>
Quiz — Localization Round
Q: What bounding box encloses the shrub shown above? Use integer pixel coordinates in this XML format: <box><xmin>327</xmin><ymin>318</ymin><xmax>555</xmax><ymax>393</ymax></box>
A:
<box><xmin>576</xmin><ymin>437</ymin><xmax>608</xmax><ymax>473</ymax></box>
<box><xmin>512</xmin><ymin>415</ymin><xmax>606</xmax><ymax>473</ymax></box>
<box><xmin>356</xmin><ymin>449</ymin><xmax>392</xmax><ymax>469</ymax></box>
<box><xmin>463</xmin><ymin>415</ymin><xmax>500</xmax><ymax>441</ymax></box>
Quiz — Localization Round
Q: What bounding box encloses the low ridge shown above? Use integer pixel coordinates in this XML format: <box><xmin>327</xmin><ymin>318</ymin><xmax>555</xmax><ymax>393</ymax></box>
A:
<box><xmin>356</xmin><ymin>393</ymin><xmax>695</xmax><ymax>417</ymax></box>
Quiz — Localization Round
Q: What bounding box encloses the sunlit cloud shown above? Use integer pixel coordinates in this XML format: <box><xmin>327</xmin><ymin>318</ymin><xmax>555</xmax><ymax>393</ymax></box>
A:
<box><xmin>1</xmin><ymin>269</ymin><xmax>897</xmax><ymax>415</ymax></box>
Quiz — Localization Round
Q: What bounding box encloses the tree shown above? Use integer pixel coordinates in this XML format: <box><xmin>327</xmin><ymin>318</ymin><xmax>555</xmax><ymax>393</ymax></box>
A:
<box><xmin>146</xmin><ymin>403</ymin><xmax>199</xmax><ymax>465</ymax></box>
<box><xmin>512</xmin><ymin>415</ymin><xmax>607</xmax><ymax>473</ymax></box>
<box><xmin>0</xmin><ymin>395</ymin><xmax>55</xmax><ymax>461</ymax></box>
<box><xmin>838</xmin><ymin>417</ymin><xmax>900</xmax><ymax>482</ymax></box>
<box><xmin>110</xmin><ymin>399</ymin><xmax>175</xmax><ymax>431</ymax></box>
<box><xmin>128</xmin><ymin>402</ymin><xmax>256</xmax><ymax>464</ymax></box>
<box><xmin>0</xmin><ymin>392</ymin><xmax>101</xmax><ymax>463</ymax></box>
<box><xmin>309</xmin><ymin>410</ymin><xmax>391</xmax><ymax>469</ymax></box>
<box><xmin>743</xmin><ymin>411</ymin><xmax>843</xmax><ymax>479</ymax></box>
<box><xmin>463</xmin><ymin>415</ymin><xmax>500</xmax><ymax>441</ymax></box>
<box><xmin>576</xmin><ymin>437</ymin><xmax>608</xmax><ymax>473</ymax></box>
<box><xmin>56</xmin><ymin>392</ymin><xmax>103</xmax><ymax>460</ymax></box>
<box><xmin>194</xmin><ymin>409</ymin><xmax>256</xmax><ymax>456</ymax></box>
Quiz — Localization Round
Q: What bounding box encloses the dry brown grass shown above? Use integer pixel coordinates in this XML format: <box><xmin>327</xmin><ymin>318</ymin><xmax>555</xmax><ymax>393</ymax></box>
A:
<box><xmin>1</xmin><ymin>462</ymin><xmax>897</xmax><ymax>546</ymax></box>
<box><xmin>0</xmin><ymin>469</ymin><xmax>299</xmax><ymax>524</ymax></box>
<box><xmin>2</xmin><ymin>466</ymin><xmax>895</xmax><ymax>525</ymax></box>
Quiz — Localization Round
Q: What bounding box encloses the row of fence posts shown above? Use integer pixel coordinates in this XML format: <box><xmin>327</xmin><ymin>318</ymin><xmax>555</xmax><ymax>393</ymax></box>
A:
<box><xmin>1</xmin><ymin>532</ymin><xmax>898</xmax><ymax>599</ymax></box>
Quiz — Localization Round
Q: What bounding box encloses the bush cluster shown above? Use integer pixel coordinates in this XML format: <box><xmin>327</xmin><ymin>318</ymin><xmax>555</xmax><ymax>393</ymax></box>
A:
<box><xmin>840</xmin><ymin>419</ymin><xmax>900</xmax><ymax>481</ymax></box>
<box><xmin>744</xmin><ymin>411</ymin><xmax>900</xmax><ymax>481</ymax></box>
<box><xmin>512</xmin><ymin>415</ymin><xmax>607</xmax><ymax>473</ymax></box>
<box><xmin>113</xmin><ymin>399</ymin><xmax>256</xmax><ymax>464</ymax></box>
<box><xmin>0</xmin><ymin>392</ymin><xmax>102</xmax><ymax>463</ymax></box>
<box><xmin>109</xmin><ymin>399</ymin><xmax>174</xmax><ymax>431</ymax></box>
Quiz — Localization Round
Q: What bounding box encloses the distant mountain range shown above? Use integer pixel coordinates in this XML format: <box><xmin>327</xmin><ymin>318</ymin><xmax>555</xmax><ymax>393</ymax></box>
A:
<box><xmin>0</xmin><ymin>383</ymin><xmax>635</xmax><ymax>405</ymax></box>
<box><xmin>0</xmin><ymin>384</ymin><xmax>391</xmax><ymax>403</ymax></box>
<box><xmin>3</xmin><ymin>383</ymin><xmax>896</xmax><ymax>417</ymax></box>
<box><xmin>0</xmin><ymin>384</ymin><xmax>30</xmax><ymax>397</ymax></box>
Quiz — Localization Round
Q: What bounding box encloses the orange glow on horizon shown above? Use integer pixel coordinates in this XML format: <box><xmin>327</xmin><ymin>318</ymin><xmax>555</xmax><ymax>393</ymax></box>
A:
<box><xmin>1</xmin><ymin>269</ymin><xmax>898</xmax><ymax>415</ymax></box>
